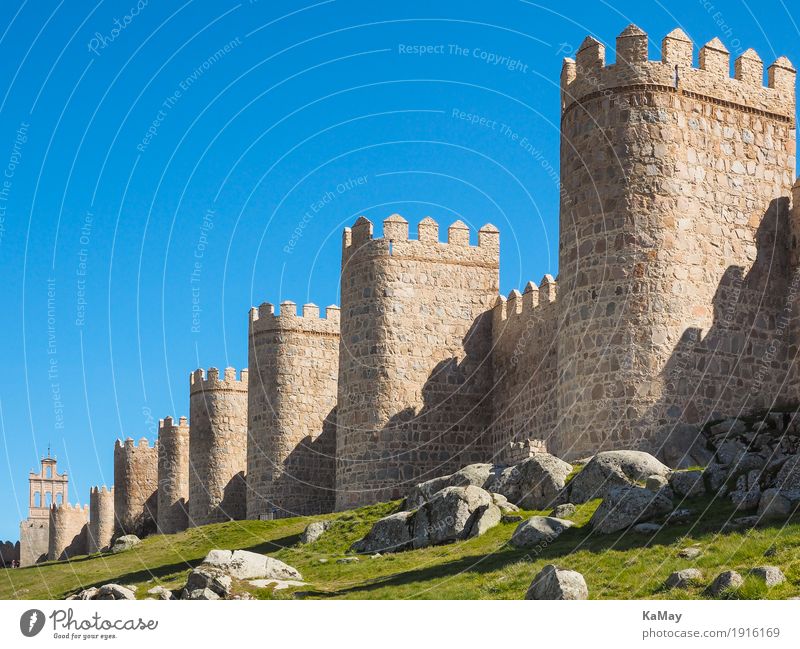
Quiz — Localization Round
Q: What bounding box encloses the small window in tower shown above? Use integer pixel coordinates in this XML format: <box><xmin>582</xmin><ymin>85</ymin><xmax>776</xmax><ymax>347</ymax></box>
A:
<box><xmin>46</xmin><ymin>466</ymin><xmax>52</xmax><ymax>478</ymax></box>
<box><xmin>55</xmin><ymin>493</ymin><xmax>63</xmax><ymax>505</ymax></box>
<box><xmin>34</xmin><ymin>492</ymin><xmax>41</xmax><ymax>507</ymax></box>
<box><xmin>45</xmin><ymin>492</ymin><xmax>52</xmax><ymax>507</ymax></box>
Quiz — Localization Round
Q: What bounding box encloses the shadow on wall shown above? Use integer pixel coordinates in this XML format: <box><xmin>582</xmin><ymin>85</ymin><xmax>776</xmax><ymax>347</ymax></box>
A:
<box><xmin>56</xmin><ymin>528</ymin><xmax>87</xmax><ymax>562</ymax></box>
<box><xmin>0</xmin><ymin>541</ymin><xmax>19</xmax><ymax>566</ymax></box>
<box><xmin>157</xmin><ymin>499</ymin><xmax>188</xmax><ymax>534</ymax></box>
<box><xmin>117</xmin><ymin>491</ymin><xmax>159</xmax><ymax>539</ymax></box>
<box><xmin>646</xmin><ymin>197</ymin><xmax>799</xmax><ymax>463</ymax></box>
<box><xmin>218</xmin><ymin>472</ymin><xmax>247</xmax><ymax>522</ymax></box>
<box><xmin>341</xmin><ymin>311</ymin><xmax>495</xmax><ymax>503</ymax></box>
<box><xmin>269</xmin><ymin>408</ymin><xmax>337</xmax><ymax>518</ymax></box>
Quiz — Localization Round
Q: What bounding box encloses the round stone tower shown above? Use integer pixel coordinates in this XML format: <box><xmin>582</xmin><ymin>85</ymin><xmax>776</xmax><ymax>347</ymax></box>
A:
<box><xmin>556</xmin><ymin>25</ymin><xmax>796</xmax><ymax>460</ymax></box>
<box><xmin>157</xmin><ymin>416</ymin><xmax>190</xmax><ymax>533</ymax></box>
<box><xmin>247</xmin><ymin>302</ymin><xmax>339</xmax><ymax>519</ymax></box>
<box><xmin>48</xmin><ymin>503</ymin><xmax>88</xmax><ymax>561</ymax></box>
<box><xmin>336</xmin><ymin>215</ymin><xmax>499</xmax><ymax>510</ymax></box>
<box><xmin>87</xmin><ymin>486</ymin><xmax>114</xmax><ymax>553</ymax></box>
<box><xmin>113</xmin><ymin>437</ymin><xmax>158</xmax><ymax>537</ymax></box>
<box><xmin>189</xmin><ymin>367</ymin><xmax>248</xmax><ymax>526</ymax></box>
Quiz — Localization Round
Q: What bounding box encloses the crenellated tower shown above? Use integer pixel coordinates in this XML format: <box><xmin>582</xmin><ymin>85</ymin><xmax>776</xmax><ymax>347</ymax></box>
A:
<box><xmin>87</xmin><ymin>486</ymin><xmax>114</xmax><ymax>553</ymax></box>
<box><xmin>491</xmin><ymin>275</ymin><xmax>560</xmax><ymax>462</ymax></box>
<box><xmin>557</xmin><ymin>25</ymin><xmax>797</xmax><ymax>459</ymax></box>
<box><xmin>48</xmin><ymin>502</ymin><xmax>88</xmax><ymax>561</ymax></box>
<box><xmin>189</xmin><ymin>367</ymin><xmax>248</xmax><ymax>525</ymax></box>
<box><xmin>113</xmin><ymin>437</ymin><xmax>158</xmax><ymax>537</ymax></box>
<box><xmin>336</xmin><ymin>215</ymin><xmax>499</xmax><ymax>509</ymax></box>
<box><xmin>247</xmin><ymin>302</ymin><xmax>339</xmax><ymax>519</ymax></box>
<box><xmin>157</xmin><ymin>416</ymin><xmax>190</xmax><ymax>533</ymax></box>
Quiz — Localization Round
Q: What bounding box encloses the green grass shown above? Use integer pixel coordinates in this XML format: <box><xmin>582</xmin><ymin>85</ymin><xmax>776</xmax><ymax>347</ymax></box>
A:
<box><xmin>3</xmin><ymin>496</ymin><xmax>800</xmax><ymax>600</ymax></box>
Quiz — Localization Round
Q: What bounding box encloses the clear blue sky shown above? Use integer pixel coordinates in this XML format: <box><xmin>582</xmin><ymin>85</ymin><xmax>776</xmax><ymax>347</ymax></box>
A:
<box><xmin>0</xmin><ymin>0</ymin><xmax>798</xmax><ymax>541</ymax></box>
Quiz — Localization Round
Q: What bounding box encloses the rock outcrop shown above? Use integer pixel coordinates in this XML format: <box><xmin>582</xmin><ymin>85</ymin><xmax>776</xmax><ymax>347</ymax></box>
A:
<box><xmin>590</xmin><ymin>486</ymin><xmax>673</xmax><ymax>534</ymax></box>
<box><xmin>354</xmin><ymin>486</ymin><xmax>501</xmax><ymax>554</ymax></box>
<box><xmin>110</xmin><ymin>535</ymin><xmax>141</xmax><ymax>554</ymax></box>
<box><xmin>524</xmin><ymin>565</ymin><xmax>588</xmax><ymax>600</ymax></box>
<box><xmin>404</xmin><ymin>455</ymin><xmax>572</xmax><ymax>511</ymax></box>
<box><xmin>568</xmin><ymin>451</ymin><xmax>670</xmax><ymax>504</ymax></box>
<box><xmin>301</xmin><ymin>520</ymin><xmax>333</xmax><ymax>544</ymax></box>
<box><xmin>509</xmin><ymin>517</ymin><xmax>573</xmax><ymax>549</ymax></box>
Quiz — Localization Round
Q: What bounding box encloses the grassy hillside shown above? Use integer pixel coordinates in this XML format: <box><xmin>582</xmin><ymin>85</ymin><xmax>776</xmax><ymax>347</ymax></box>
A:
<box><xmin>3</xmin><ymin>496</ymin><xmax>800</xmax><ymax>600</ymax></box>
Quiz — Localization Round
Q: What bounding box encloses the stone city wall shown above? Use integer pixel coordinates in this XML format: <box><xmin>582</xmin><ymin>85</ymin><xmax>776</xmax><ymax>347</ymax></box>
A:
<box><xmin>557</xmin><ymin>26</ymin><xmax>797</xmax><ymax>460</ymax></box>
<box><xmin>157</xmin><ymin>416</ymin><xmax>190</xmax><ymax>533</ymax></box>
<box><xmin>87</xmin><ymin>486</ymin><xmax>114</xmax><ymax>553</ymax></box>
<box><xmin>48</xmin><ymin>503</ymin><xmax>88</xmax><ymax>561</ymax></box>
<box><xmin>189</xmin><ymin>367</ymin><xmax>248</xmax><ymax>526</ymax></box>
<box><xmin>336</xmin><ymin>215</ymin><xmax>498</xmax><ymax>509</ymax></box>
<box><xmin>491</xmin><ymin>275</ymin><xmax>560</xmax><ymax>462</ymax></box>
<box><xmin>248</xmin><ymin>302</ymin><xmax>339</xmax><ymax>519</ymax></box>
<box><xmin>114</xmin><ymin>437</ymin><xmax>158</xmax><ymax>536</ymax></box>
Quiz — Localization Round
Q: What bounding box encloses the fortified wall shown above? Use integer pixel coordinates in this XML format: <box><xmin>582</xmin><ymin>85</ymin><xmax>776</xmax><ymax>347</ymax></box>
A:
<box><xmin>248</xmin><ymin>302</ymin><xmax>339</xmax><ymax>519</ymax></box>
<box><xmin>114</xmin><ymin>437</ymin><xmax>158</xmax><ymax>537</ymax></box>
<box><xmin>556</xmin><ymin>26</ymin><xmax>797</xmax><ymax>459</ymax></box>
<box><xmin>491</xmin><ymin>276</ymin><xmax>560</xmax><ymax>462</ymax></box>
<box><xmin>87</xmin><ymin>486</ymin><xmax>114</xmax><ymax>553</ymax></box>
<box><xmin>0</xmin><ymin>541</ymin><xmax>19</xmax><ymax>567</ymax></box>
<box><xmin>18</xmin><ymin>26</ymin><xmax>800</xmax><ymax>551</ymax></box>
<box><xmin>157</xmin><ymin>416</ymin><xmax>190</xmax><ymax>533</ymax></box>
<box><xmin>336</xmin><ymin>215</ymin><xmax>499</xmax><ymax>509</ymax></box>
<box><xmin>189</xmin><ymin>368</ymin><xmax>248</xmax><ymax>525</ymax></box>
<box><xmin>48</xmin><ymin>503</ymin><xmax>88</xmax><ymax>561</ymax></box>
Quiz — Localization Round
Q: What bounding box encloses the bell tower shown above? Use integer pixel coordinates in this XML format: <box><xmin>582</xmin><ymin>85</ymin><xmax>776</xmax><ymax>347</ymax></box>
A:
<box><xmin>19</xmin><ymin>448</ymin><xmax>69</xmax><ymax>565</ymax></box>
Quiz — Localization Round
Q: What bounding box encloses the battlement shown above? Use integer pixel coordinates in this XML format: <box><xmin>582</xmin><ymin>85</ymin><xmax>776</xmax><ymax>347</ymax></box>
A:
<box><xmin>49</xmin><ymin>502</ymin><xmax>89</xmax><ymax>514</ymax></box>
<box><xmin>159</xmin><ymin>416</ymin><xmax>188</xmax><ymax>430</ymax></box>
<box><xmin>562</xmin><ymin>25</ymin><xmax>796</xmax><ymax>119</ymax></box>
<box><xmin>189</xmin><ymin>367</ymin><xmax>248</xmax><ymax>393</ymax></box>
<box><xmin>89</xmin><ymin>485</ymin><xmax>113</xmax><ymax>495</ymax></box>
<box><xmin>341</xmin><ymin>215</ymin><xmax>500</xmax><ymax>266</ymax></box>
<box><xmin>249</xmin><ymin>301</ymin><xmax>341</xmax><ymax>336</ymax></box>
<box><xmin>492</xmin><ymin>275</ymin><xmax>558</xmax><ymax>327</ymax></box>
<box><xmin>115</xmin><ymin>437</ymin><xmax>158</xmax><ymax>451</ymax></box>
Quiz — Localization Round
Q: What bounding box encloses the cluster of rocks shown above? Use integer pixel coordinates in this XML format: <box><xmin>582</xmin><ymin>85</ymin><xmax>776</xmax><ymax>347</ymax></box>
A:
<box><xmin>179</xmin><ymin>550</ymin><xmax>304</xmax><ymax>599</ymax></box>
<box><xmin>66</xmin><ymin>549</ymin><xmax>304</xmax><ymax>601</ymax></box>
<box><xmin>68</xmin><ymin>584</ymin><xmax>137</xmax><ymax>600</ymax></box>
<box><xmin>354</xmin><ymin>418</ymin><xmax>800</xmax><ymax>551</ymax></box>
<box><xmin>692</xmin><ymin>415</ymin><xmax>800</xmax><ymax>522</ymax></box>
<box><xmin>351</xmin><ymin>454</ymin><xmax>577</xmax><ymax>553</ymax></box>
<box><xmin>664</xmin><ymin>565</ymin><xmax>786</xmax><ymax>596</ymax></box>
<box><xmin>351</xmin><ymin>485</ymin><xmax>517</xmax><ymax>554</ymax></box>
<box><xmin>403</xmin><ymin>456</ymin><xmax>572</xmax><ymax>512</ymax></box>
